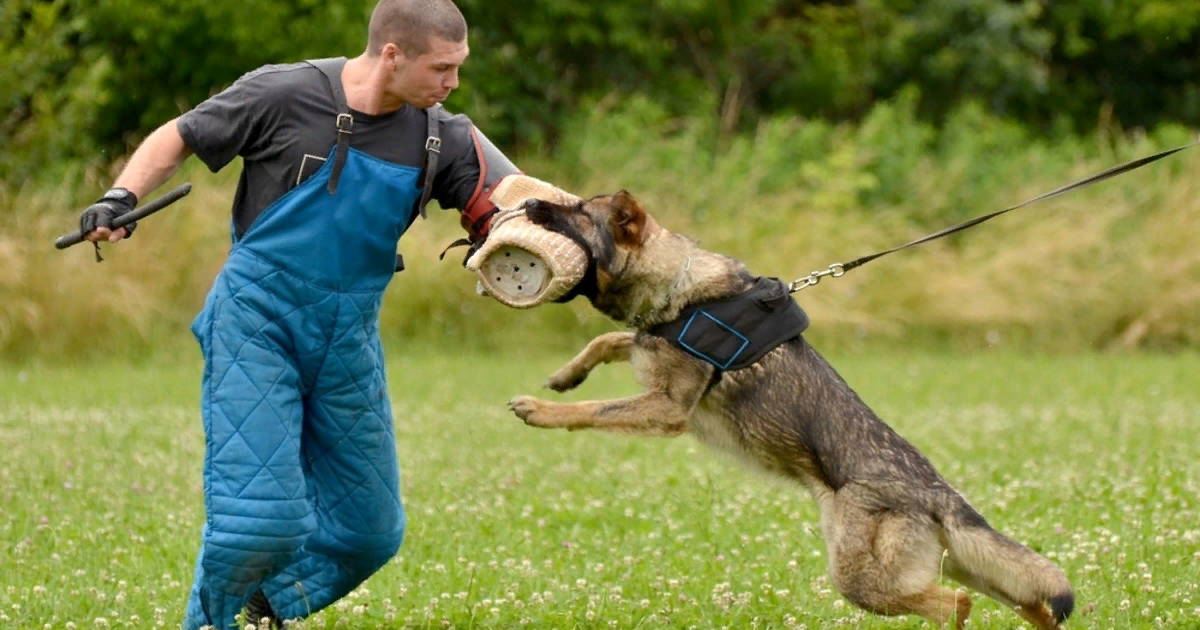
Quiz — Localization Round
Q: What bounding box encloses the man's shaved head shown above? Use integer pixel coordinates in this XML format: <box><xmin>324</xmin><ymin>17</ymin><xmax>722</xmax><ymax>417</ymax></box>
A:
<box><xmin>367</xmin><ymin>0</ymin><xmax>467</xmax><ymax>58</ymax></box>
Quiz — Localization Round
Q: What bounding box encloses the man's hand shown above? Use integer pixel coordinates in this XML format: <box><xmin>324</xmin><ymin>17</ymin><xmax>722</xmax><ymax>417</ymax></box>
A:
<box><xmin>80</xmin><ymin>188</ymin><xmax>138</xmax><ymax>242</ymax></box>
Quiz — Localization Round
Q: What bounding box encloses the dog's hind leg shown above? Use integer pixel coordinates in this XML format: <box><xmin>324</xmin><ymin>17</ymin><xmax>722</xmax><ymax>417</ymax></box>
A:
<box><xmin>938</xmin><ymin>503</ymin><xmax>1073</xmax><ymax>630</ymax></box>
<box><xmin>822</xmin><ymin>486</ymin><xmax>972</xmax><ymax>629</ymax></box>
<box><xmin>545</xmin><ymin>332</ymin><xmax>636</xmax><ymax>392</ymax></box>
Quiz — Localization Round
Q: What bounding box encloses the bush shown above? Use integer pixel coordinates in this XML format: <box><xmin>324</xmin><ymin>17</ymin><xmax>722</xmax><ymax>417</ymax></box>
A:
<box><xmin>4</xmin><ymin>95</ymin><xmax>1198</xmax><ymax>363</ymax></box>
<box><xmin>5</xmin><ymin>0</ymin><xmax>1200</xmax><ymax>182</ymax></box>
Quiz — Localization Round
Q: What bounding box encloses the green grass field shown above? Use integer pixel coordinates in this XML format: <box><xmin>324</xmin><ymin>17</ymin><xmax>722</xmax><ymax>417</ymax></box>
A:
<box><xmin>1</xmin><ymin>349</ymin><xmax>1198</xmax><ymax>629</ymax></box>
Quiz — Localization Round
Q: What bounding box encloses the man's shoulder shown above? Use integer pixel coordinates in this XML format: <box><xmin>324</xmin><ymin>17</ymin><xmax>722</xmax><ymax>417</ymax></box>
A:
<box><xmin>428</xmin><ymin>102</ymin><xmax>470</xmax><ymax>123</ymax></box>
<box><xmin>215</xmin><ymin>61</ymin><xmax>329</xmax><ymax>112</ymax></box>
<box><xmin>237</xmin><ymin>61</ymin><xmax>323</xmax><ymax>89</ymax></box>
<box><xmin>432</xmin><ymin>106</ymin><xmax>478</xmax><ymax>138</ymax></box>
<box><xmin>428</xmin><ymin>106</ymin><xmax>478</xmax><ymax>155</ymax></box>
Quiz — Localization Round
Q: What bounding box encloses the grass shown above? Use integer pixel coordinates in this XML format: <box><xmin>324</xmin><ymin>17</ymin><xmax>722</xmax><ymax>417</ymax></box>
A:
<box><xmin>2</xmin><ymin>349</ymin><xmax>1199</xmax><ymax>629</ymax></box>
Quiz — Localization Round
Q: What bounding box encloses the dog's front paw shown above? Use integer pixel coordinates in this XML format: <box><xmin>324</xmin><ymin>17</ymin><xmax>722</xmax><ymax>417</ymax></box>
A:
<box><xmin>508</xmin><ymin>395</ymin><xmax>559</xmax><ymax>428</ymax></box>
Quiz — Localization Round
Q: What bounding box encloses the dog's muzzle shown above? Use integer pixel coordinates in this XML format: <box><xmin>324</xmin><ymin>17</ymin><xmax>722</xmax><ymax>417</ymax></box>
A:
<box><xmin>465</xmin><ymin>175</ymin><xmax>590</xmax><ymax>308</ymax></box>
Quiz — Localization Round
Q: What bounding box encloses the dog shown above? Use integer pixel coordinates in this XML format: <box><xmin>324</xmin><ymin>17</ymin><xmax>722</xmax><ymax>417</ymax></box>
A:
<box><xmin>506</xmin><ymin>191</ymin><xmax>1075</xmax><ymax>629</ymax></box>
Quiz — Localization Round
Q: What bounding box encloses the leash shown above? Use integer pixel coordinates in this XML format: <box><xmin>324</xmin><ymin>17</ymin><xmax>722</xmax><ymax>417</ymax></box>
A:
<box><xmin>788</xmin><ymin>140</ymin><xmax>1200</xmax><ymax>293</ymax></box>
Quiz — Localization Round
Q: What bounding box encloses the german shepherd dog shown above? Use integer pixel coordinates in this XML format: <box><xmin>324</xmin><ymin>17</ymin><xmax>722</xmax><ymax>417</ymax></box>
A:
<box><xmin>507</xmin><ymin>192</ymin><xmax>1074</xmax><ymax>629</ymax></box>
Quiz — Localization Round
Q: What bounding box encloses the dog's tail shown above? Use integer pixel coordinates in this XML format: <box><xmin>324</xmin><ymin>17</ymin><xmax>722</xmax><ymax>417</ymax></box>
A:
<box><xmin>939</xmin><ymin>499</ymin><xmax>1074</xmax><ymax>628</ymax></box>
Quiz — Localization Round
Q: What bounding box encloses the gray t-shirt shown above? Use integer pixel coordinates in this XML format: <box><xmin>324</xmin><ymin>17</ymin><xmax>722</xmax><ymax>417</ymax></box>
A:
<box><xmin>177</xmin><ymin>60</ymin><xmax>486</xmax><ymax>238</ymax></box>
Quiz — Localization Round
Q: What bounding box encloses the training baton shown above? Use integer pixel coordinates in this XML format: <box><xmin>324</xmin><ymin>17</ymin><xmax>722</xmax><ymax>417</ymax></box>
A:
<box><xmin>54</xmin><ymin>182</ymin><xmax>193</xmax><ymax>250</ymax></box>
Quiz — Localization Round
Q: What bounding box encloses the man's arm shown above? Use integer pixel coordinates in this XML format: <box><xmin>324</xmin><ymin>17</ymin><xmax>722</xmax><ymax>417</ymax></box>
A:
<box><xmin>84</xmin><ymin>117</ymin><xmax>193</xmax><ymax>242</ymax></box>
<box><xmin>113</xmin><ymin>117</ymin><xmax>193</xmax><ymax>199</ymax></box>
<box><xmin>429</xmin><ymin>113</ymin><xmax>522</xmax><ymax>243</ymax></box>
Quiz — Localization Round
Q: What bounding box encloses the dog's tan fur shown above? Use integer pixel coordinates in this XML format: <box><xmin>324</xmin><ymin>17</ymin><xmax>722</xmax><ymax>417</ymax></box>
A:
<box><xmin>508</xmin><ymin>192</ymin><xmax>1075</xmax><ymax>630</ymax></box>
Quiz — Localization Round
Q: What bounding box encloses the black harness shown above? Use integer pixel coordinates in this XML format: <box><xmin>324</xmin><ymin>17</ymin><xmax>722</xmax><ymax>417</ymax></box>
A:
<box><xmin>649</xmin><ymin>276</ymin><xmax>809</xmax><ymax>371</ymax></box>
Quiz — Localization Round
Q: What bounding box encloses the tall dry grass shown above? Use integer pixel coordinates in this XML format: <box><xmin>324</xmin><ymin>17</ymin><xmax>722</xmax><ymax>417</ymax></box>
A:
<box><xmin>2</xmin><ymin>99</ymin><xmax>1198</xmax><ymax>363</ymax></box>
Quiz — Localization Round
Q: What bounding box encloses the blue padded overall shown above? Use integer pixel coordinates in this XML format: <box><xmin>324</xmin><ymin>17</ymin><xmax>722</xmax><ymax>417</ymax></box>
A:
<box><xmin>183</xmin><ymin>145</ymin><xmax>419</xmax><ymax>629</ymax></box>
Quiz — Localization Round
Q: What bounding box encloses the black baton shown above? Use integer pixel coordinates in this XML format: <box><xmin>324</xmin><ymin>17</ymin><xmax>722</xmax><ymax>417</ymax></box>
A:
<box><xmin>55</xmin><ymin>182</ymin><xmax>193</xmax><ymax>250</ymax></box>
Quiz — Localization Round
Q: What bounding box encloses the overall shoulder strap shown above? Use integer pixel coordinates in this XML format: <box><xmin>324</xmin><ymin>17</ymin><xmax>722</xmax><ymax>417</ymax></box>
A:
<box><xmin>415</xmin><ymin>105</ymin><xmax>443</xmax><ymax>219</ymax></box>
<box><xmin>307</xmin><ymin>57</ymin><xmax>352</xmax><ymax>195</ymax></box>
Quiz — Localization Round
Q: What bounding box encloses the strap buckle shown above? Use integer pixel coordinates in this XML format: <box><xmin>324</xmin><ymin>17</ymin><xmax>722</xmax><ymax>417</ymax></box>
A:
<box><xmin>336</xmin><ymin>113</ymin><xmax>354</xmax><ymax>134</ymax></box>
<box><xmin>425</xmin><ymin>136</ymin><xmax>442</xmax><ymax>153</ymax></box>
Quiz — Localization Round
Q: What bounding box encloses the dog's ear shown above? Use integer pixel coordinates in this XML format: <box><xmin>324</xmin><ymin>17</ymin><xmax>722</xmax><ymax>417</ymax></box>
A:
<box><xmin>610</xmin><ymin>190</ymin><xmax>648</xmax><ymax>246</ymax></box>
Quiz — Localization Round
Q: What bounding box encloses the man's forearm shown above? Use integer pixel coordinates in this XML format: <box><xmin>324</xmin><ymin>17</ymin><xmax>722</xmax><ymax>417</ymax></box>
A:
<box><xmin>112</xmin><ymin>118</ymin><xmax>193</xmax><ymax>201</ymax></box>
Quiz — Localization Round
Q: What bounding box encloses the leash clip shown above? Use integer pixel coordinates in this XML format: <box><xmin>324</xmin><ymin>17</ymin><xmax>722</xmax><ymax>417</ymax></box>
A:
<box><xmin>788</xmin><ymin>263</ymin><xmax>845</xmax><ymax>293</ymax></box>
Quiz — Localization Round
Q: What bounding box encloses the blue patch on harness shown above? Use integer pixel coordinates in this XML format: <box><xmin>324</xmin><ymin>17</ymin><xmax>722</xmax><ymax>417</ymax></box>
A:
<box><xmin>650</xmin><ymin>276</ymin><xmax>810</xmax><ymax>372</ymax></box>
<box><xmin>677</xmin><ymin>309</ymin><xmax>751</xmax><ymax>370</ymax></box>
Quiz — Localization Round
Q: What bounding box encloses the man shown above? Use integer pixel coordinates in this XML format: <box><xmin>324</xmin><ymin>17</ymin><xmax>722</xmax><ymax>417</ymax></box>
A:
<box><xmin>78</xmin><ymin>1</ymin><xmax>523</xmax><ymax>628</ymax></box>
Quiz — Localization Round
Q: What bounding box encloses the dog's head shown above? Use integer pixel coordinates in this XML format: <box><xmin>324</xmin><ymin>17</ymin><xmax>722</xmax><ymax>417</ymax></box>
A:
<box><xmin>522</xmin><ymin>190</ymin><xmax>662</xmax><ymax>320</ymax></box>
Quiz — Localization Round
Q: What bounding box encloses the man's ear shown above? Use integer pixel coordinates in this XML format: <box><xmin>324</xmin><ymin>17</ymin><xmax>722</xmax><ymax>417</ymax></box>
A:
<box><xmin>610</xmin><ymin>190</ymin><xmax>648</xmax><ymax>246</ymax></box>
<box><xmin>382</xmin><ymin>42</ymin><xmax>404</xmax><ymax>68</ymax></box>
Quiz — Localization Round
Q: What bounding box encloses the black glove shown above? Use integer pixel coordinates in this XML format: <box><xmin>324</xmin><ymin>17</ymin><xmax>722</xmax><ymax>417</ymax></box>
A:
<box><xmin>79</xmin><ymin>188</ymin><xmax>139</xmax><ymax>237</ymax></box>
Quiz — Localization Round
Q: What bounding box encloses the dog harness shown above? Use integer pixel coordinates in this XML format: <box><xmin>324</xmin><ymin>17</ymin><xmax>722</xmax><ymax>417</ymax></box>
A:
<box><xmin>649</xmin><ymin>276</ymin><xmax>810</xmax><ymax>371</ymax></box>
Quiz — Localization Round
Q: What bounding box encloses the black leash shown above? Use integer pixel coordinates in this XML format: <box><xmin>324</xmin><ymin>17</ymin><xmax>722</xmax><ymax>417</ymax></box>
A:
<box><xmin>788</xmin><ymin>140</ymin><xmax>1200</xmax><ymax>293</ymax></box>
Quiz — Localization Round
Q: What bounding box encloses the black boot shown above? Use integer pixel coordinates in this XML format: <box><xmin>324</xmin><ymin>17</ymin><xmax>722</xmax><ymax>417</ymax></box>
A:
<box><xmin>243</xmin><ymin>590</ymin><xmax>282</xmax><ymax>629</ymax></box>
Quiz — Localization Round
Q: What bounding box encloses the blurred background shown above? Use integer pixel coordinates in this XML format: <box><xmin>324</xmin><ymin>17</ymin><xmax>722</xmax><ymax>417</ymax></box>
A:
<box><xmin>2</xmin><ymin>0</ymin><xmax>1199</xmax><ymax>363</ymax></box>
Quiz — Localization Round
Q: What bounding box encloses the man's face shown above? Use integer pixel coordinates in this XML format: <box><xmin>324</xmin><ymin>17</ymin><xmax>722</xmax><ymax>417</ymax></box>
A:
<box><xmin>385</xmin><ymin>36</ymin><xmax>468</xmax><ymax>109</ymax></box>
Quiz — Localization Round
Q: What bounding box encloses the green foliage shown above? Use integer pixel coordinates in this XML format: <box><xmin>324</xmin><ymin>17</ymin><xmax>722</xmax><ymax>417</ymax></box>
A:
<box><xmin>2</xmin><ymin>0</ymin><xmax>369</xmax><ymax>179</ymax></box>
<box><xmin>4</xmin><ymin>94</ymin><xmax>1199</xmax><ymax>362</ymax></box>
<box><xmin>1</xmin><ymin>0</ymin><xmax>107</xmax><ymax>172</ymax></box>
<box><xmin>5</xmin><ymin>0</ymin><xmax>1200</xmax><ymax>180</ymax></box>
<box><xmin>83</xmin><ymin>0</ymin><xmax>367</xmax><ymax>144</ymax></box>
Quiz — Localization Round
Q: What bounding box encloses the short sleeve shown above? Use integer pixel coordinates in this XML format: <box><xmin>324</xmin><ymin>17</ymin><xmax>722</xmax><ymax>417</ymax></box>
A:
<box><xmin>430</xmin><ymin>111</ymin><xmax>483</xmax><ymax>211</ymax></box>
<box><xmin>177</xmin><ymin>66</ymin><xmax>286</xmax><ymax>173</ymax></box>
